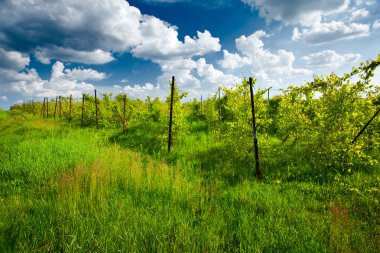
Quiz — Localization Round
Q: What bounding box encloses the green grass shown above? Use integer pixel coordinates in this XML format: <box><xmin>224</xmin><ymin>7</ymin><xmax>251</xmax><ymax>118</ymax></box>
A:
<box><xmin>0</xmin><ymin>113</ymin><xmax>379</xmax><ymax>252</ymax></box>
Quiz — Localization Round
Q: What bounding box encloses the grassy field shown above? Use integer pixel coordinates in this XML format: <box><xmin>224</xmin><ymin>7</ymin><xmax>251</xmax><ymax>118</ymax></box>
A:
<box><xmin>0</xmin><ymin>110</ymin><xmax>379</xmax><ymax>252</ymax></box>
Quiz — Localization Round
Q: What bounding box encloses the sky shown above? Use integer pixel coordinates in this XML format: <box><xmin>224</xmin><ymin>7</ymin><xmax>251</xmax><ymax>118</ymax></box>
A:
<box><xmin>0</xmin><ymin>0</ymin><xmax>379</xmax><ymax>109</ymax></box>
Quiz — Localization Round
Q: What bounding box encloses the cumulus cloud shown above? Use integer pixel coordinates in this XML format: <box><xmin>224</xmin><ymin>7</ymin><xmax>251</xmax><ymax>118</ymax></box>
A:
<box><xmin>373</xmin><ymin>20</ymin><xmax>380</xmax><ymax>29</ymax></box>
<box><xmin>0</xmin><ymin>48</ymin><xmax>30</xmax><ymax>70</ymax></box>
<box><xmin>292</xmin><ymin>21</ymin><xmax>370</xmax><ymax>44</ymax></box>
<box><xmin>241</xmin><ymin>0</ymin><xmax>374</xmax><ymax>44</ymax></box>
<box><xmin>123</xmin><ymin>83</ymin><xmax>159</xmax><ymax>94</ymax></box>
<box><xmin>242</xmin><ymin>0</ymin><xmax>349</xmax><ymax>26</ymax></box>
<box><xmin>0</xmin><ymin>0</ymin><xmax>141</xmax><ymax>64</ymax></box>
<box><xmin>132</xmin><ymin>16</ymin><xmax>220</xmax><ymax>61</ymax></box>
<box><xmin>302</xmin><ymin>50</ymin><xmax>361</xmax><ymax>68</ymax></box>
<box><xmin>0</xmin><ymin>95</ymin><xmax>8</xmax><ymax>101</ymax></box>
<box><xmin>63</xmin><ymin>68</ymin><xmax>107</xmax><ymax>81</ymax></box>
<box><xmin>0</xmin><ymin>0</ymin><xmax>221</xmax><ymax>69</ymax></box>
<box><xmin>35</xmin><ymin>48</ymin><xmax>115</xmax><ymax>65</ymax></box>
<box><xmin>0</xmin><ymin>0</ymin><xmax>234</xmax><ymax>102</ymax></box>
<box><xmin>220</xmin><ymin>30</ymin><xmax>311</xmax><ymax>75</ymax></box>
<box><xmin>0</xmin><ymin>0</ymin><xmax>142</xmax><ymax>53</ymax></box>
<box><xmin>218</xmin><ymin>30</ymin><xmax>312</xmax><ymax>87</ymax></box>
<box><xmin>6</xmin><ymin>61</ymin><xmax>102</xmax><ymax>98</ymax></box>
<box><xmin>196</xmin><ymin>58</ymin><xmax>240</xmax><ymax>87</ymax></box>
<box><xmin>219</xmin><ymin>50</ymin><xmax>251</xmax><ymax>69</ymax></box>
<box><xmin>119</xmin><ymin>83</ymin><xmax>168</xmax><ymax>99</ymax></box>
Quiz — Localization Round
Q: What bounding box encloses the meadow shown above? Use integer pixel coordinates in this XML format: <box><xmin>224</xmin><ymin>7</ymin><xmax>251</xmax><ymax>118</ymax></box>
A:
<box><xmin>0</xmin><ymin>58</ymin><xmax>379</xmax><ymax>252</ymax></box>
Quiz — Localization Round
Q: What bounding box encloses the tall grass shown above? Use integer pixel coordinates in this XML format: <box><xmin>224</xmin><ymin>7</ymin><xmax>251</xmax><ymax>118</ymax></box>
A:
<box><xmin>0</xmin><ymin>114</ymin><xmax>379</xmax><ymax>252</ymax></box>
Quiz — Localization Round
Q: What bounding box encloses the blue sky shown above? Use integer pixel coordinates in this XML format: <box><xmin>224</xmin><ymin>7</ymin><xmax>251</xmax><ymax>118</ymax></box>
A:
<box><xmin>0</xmin><ymin>0</ymin><xmax>379</xmax><ymax>109</ymax></box>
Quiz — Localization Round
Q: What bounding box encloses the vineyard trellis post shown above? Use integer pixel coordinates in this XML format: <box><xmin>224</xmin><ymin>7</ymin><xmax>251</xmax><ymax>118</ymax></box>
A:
<box><xmin>218</xmin><ymin>88</ymin><xmax>221</xmax><ymax>140</ymax></box>
<box><xmin>46</xmin><ymin>97</ymin><xmax>49</xmax><ymax>118</ymax></box>
<box><xmin>69</xmin><ymin>94</ymin><xmax>72</xmax><ymax>124</ymax></box>
<box><xmin>54</xmin><ymin>96</ymin><xmax>58</xmax><ymax>119</ymax></box>
<box><xmin>81</xmin><ymin>94</ymin><xmax>85</xmax><ymax>128</ymax></box>
<box><xmin>168</xmin><ymin>76</ymin><xmax>175</xmax><ymax>152</ymax></box>
<box><xmin>201</xmin><ymin>95</ymin><xmax>203</xmax><ymax>114</ymax></box>
<box><xmin>59</xmin><ymin>96</ymin><xmax>62</xmax><ymax>118</ymax></box>
<box><xmin>266</xmin><ymin>87</ymin><xmax>272</xmax><ymax>138</ymax></box>
<box><xmin>95</xmin><ymin>90</ymin><xmax>99</xmax><ymax>129</ymax></box>
<box><xmin>123</xmin><ymin>95</ymin><xmax>126</xmax><ymax>132</ymax></box>
<box><xmin>249</xmin><ymin>77</ymin><xmax>261</xmax><ymax>179</ymax></box>
<box><xmin>40</xmin><ymin>98</ymin><xmax>45</xmax><ymax>118</ymax></box>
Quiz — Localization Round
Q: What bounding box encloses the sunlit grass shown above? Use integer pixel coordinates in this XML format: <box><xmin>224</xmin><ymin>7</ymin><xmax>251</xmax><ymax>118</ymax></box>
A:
<box><xmin>0</xmin><ymin>114</ymin><xmax>379</xmax><ymax>252</ymax></box>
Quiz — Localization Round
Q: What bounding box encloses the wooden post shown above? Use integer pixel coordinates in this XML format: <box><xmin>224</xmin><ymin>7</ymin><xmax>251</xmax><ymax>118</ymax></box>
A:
<box><xmin>69</xmin><ymin>94</ymin><xmax>72</xmax><ymax>123</ymax></box>
<box><xmin>46</xmin><ymin>97</ymin><xmax>49</xmax><ymax>118</ymax></box>
<box><xmin>266</xmin><ymin>87</ymin><xmax>272</xmax><ymax>138</ymax></box>
<box><xmin>168</xmin><ymin>76</ymin><xmax>175</xmax><ymax>152</ymax></box>
<box><xmin>54</xmin><ymin>96</ymin><xmax>58</xmax><ymax>119</ymax></box>
<box><xmin>200</xmin><ymin>95</ymin><xmax>203</xmax><ymax>114</ymax></box>
<box><xmin>40</xmin><ymin>98</ymin><xmax>45</xmax><ymax>118</ymax></box>
<box><xmin>351</xmin><ymin>108</ymin><xmax>380</xmax><ymax>144</ymax></box>
<box><xmin>59</xmin><ymin>96</ymin><xmax>62</xmax><ymax>118</ymax></box>
<box><xmin>218</xmin><ymin>88</ymin><xmax>221</xmax><ymax>140</ymax></box>
<box><xmin>249</xmin><ymin>77</ymin><xmax>261</xmax><ymax>179</ymax></box>
<box><xmin>95</xmin><ymin>90</ymin><xmax>99</xmax><ymax>129</ymax></box>
<box><xmin>123</xmin><ymin>95</ymin><xmax>127</xmax><ymax>132</ymax></box>
<box><xmin>81</xmin><ymin>94</ymin><xmax>85</xmax><ymax>128</ymax></box>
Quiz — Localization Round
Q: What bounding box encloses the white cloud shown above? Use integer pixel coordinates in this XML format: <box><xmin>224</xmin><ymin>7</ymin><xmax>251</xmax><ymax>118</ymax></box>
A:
<box><xmin>242</xmin><ymin>0</ymin><xmax>349</xmax><ymax>26</ymax></box>
<box><xmin>132</xmin><ymin>16</ymin><xmax>220</xmax><ymax>61</ymax></box>
<box><xmin>292</xmin><ymin>21</ymin><xmax>370</xmax><ymax>44</ymax></box>
<box><xmin>196</xmin><ymin>58</ymin><xmax>240</xmax><ymax>87</ymax></box>
<box><xmin>349</xmin><ymin>8</ymin><xmax>369</xmax><ymax>21</ymax></box>
<box><xmin>241</xmin><ymin>1</ymin><xmax>373</xmax><ymax>45</ymax></box>
<box><xmin>120</xmin><ymin>79</ymin><xmax>128</xmax><ymax>83</ymax></box>
<box><xmin>219</xmin><ymin>30</ymin><xmax>311</xmax><ymax>88</ymax></box>
<box><xmin>218</xmin><ymin>50</ymin><xmax>250</xmax><ymax>69</ymax></box>
<box><xmin>0</xmin><ymin>95</ymin><xmax>8</xmax><ymax>101</ymax></box>
<box><xmin>8</xmin><ymin>61</ymin><xmax>97</xmax><ymax>98</ymax></box>
<box><xmin>0</xmin><ymin>48</ymin><xmax>30</xmax><ymax>70</ymax></box>
<box><xmin>373</xmin><ymin>20</ymin><xmax>380</xmax><ymax>29</ymax></box>
<box><xmin>0</xmin><ymin>0</ymin><xmax>229</xmax><ymax>100</ymax></box>
<box><xmin>63</xmin><ymin>68</ymin><xmax>107</xmax><ymax>81</ymax></box>
<box><xmin>156</xmin><ymin>58</ymin><xmax>200</xmax><ymax>89</ymax></box>
<box><xmin>302</xmin><ymin>50</ymin><xmax>361</xmax><ymax>69</ymax></box>
<box><xmin>122</xmin><ymin>83</ymin><xmax>161</xmax><ymax>98</ymax></box>
<box><xmin>0</xmin><ymin>0</ymin><xmax>221</xmax><ymax>69</ymax></box>
<box><xmin>220</xmin><ymin>30</ymin><xmax>311</xmax><ymax>75</ymax></box>
<box><xmin>35</xmin><ymin>47</ymin><xmax>115</xmax><ymax>65</ymax></box>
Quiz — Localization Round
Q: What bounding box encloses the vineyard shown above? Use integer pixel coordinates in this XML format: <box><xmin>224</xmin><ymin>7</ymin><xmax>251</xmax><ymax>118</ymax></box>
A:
<box><xmin>1</xmin><ymin>56</ymin><xmax>380</xmax><ymax>251</ymax></box>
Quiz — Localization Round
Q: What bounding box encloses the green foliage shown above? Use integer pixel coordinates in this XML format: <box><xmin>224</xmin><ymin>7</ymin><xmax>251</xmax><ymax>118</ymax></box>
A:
<box><xmin>165</xmin><ymin>80</ymin><xmax>188</xmax><ymax>146</ymax></box>
<box><xmin>0</xmin><ymin>108</ymin><xmax>7</xmax><ymax>120</ymax></box>
<box><xmin>276</xmin><ymin>58</ymin><xmax>380</xmax><ymax>172</ymax></box>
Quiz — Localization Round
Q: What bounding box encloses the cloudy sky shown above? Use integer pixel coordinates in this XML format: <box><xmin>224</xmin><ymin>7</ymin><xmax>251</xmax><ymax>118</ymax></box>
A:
<box><xmin>0</xmin><ymin>0</ymin><xmax>379</xmax><ymax>109</ymax></box>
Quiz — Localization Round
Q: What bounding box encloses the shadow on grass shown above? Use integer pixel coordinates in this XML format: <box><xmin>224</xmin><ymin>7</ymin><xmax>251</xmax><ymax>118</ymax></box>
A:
<box><xmin>110</xmin><ymin>126</ymin><xmax>257</xmax><ymax>186</ymax></box>
<box><xmin>109</xmin><ymin>123</ymin><xmax>356</xmax><ymax>185</ymax></box>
